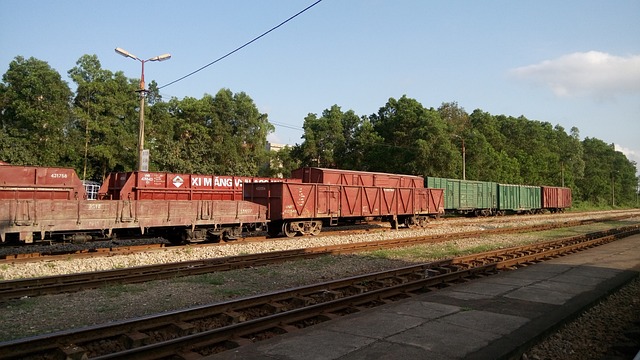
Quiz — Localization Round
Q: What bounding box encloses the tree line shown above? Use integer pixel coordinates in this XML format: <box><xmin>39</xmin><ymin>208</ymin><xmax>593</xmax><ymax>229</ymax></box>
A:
<box><xmin>1</xmin><ymin>55</ymin><xmax>638</xmax><ymax>206</ymax></box>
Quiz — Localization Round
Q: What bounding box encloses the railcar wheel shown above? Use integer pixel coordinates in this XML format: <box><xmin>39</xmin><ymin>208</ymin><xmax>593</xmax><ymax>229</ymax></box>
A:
<box><xmin>283</xmin><ymin>222</ymin><xmax>297</xmax><ymax>238</ymax></box>
<box><xmin>310</xmin><ymin>221</ymin><xmax>322</xmax><ymax>236</ymax></box>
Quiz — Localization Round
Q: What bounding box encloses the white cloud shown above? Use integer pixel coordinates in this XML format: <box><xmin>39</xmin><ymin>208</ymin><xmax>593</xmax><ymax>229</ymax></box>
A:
<box><xmin>510</xmin><ymin>51</ymin><xmax>640</xmax><ymax>99</ymax></box>
<box><xmin>615</xmin><ymin>144</ymin><xmax>640</xmax><ymax>166</ymax></box>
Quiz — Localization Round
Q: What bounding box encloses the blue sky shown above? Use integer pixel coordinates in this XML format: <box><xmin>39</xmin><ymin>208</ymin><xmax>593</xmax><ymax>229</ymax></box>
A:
<box><xmin>1</xmin><ymin>0</ymin><xmax>639</xmax><ymax>171</ymax></box>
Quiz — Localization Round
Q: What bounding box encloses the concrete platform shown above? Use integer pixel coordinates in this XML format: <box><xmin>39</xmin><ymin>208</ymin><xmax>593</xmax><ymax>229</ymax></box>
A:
<box><xmin>206</xmin><ymin>233</ymin><xmax>640</xmax><ymax>360</ymax></box>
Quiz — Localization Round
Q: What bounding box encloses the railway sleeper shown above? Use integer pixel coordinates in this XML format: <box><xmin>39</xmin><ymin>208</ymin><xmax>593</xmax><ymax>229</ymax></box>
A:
<box><xmin>58</xmin><ymin>344</ymin><xmax>87</xmax><ymax>360</ymax></box>
<box><xmin>122</xmin><ymin>331</ymin><xmax>150</xmax><ymax>348</ymax></box>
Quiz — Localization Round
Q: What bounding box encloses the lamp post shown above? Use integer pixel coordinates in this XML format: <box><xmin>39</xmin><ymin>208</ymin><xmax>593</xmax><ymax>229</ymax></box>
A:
<box><xmin>115</xmin><ymin>47</ymin><xmax>171</xmax><ymax>171</ymax></box>
<box><xmin>453</xmin><ymin>135</ymin><xmax>466</xmax><ymax>180</ymax></box>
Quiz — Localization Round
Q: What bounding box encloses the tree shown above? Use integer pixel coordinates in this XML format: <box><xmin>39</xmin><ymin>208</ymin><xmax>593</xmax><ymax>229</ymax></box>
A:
<box><xmin>68</xmin><ymin>54</ymin><xmax>140</xmax><ymax>179</ymax></box>
<box><xmin>298</xmin><ymin>105</ymin><xmax>347</xmax><ymax>168</ymax></box>
<box><xmin>149</xmin><ymin>89</ymin><xmax>273</xmax><ymax>175</ymax></box>
<box><xmin>369</xmin><ymin>96</ymin><xmax>456</xmax><ymax>176</ymax></box>
<box><xmin>0</xmin><ymin>56</ymin><xmax>74</xmax><ymax>166</ymax></box>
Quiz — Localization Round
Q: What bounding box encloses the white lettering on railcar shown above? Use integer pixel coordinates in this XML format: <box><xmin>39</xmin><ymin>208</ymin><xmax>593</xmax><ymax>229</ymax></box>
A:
<box><xmin>191</xmin><ymin>176</ymin><xmax>214</xmax><ymax>187</ymax></box>
<box><xmin>141</xmin><ymin>173</ymin><xmax>153</xmax><ymax>184</ymax></box>
<box><xmin>51</xmin><ymin>173</ymin><xmax>68</xmax><ymax>179</ymax></box>
<box><xmin>215</xmin><ymin>177</ymin><xmax>233</xmax><ymax>187</ymax></box>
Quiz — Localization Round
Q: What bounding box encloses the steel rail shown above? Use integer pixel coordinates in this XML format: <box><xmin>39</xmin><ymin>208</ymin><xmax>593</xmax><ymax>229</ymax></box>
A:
<box><xmin>0</xmin><ymin>216</ymin><xmax>637</xmax><ymax>300</ymax></box>
<box><xmin>0</xmin><ymin>225</ymin><xmax>638</xmax><ymax>359</ymax></box>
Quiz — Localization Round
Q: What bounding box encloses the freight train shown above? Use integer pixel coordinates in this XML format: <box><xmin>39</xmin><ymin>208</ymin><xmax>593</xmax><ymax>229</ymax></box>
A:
<box><xmin>425</xmin><ymin>177</ymin><xmax>572</xmax><ymax>216</ymax></box>
<box><xmin>0</xmin><ymin>165</ymin><xmax>571</xmax><ymax>244</ymax></box>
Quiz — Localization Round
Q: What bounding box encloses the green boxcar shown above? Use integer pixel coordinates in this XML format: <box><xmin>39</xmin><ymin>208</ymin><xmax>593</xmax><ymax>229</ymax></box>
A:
<box><xmin>426</xmin><ymin>177</ymin><xmax>497</xmax><ymax>215</ymax></box>
<box><xmin>497</xmin><ymin>184</ymin><xmax>542</xmax><ymax>213</ymax></box>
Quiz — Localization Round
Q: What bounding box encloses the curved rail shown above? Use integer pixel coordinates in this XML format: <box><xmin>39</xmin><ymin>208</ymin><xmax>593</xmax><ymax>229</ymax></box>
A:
<box><xmin>0</xmin><ymin>216</ymin><xmax>633</xmax><ymax>300</ymax></box>
<box><xmin>0</xmin><ymin>225</ymin><xmax>637</xmax><ymax>359</ymax></box>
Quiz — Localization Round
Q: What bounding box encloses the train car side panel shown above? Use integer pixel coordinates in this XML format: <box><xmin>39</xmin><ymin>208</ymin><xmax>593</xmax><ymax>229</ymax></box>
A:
<box><xmin>397</xmin><ymin>188</ymin><xmax>415</xmax><ymax>215</ymax></box>
<box><xmin>0</xmin><ymin>165</ymin><xmax>87</xmax><ymax>200</ymax></box>
<box><xmin>292</xmin><ymin>167</ymin><xmax>424</xmax><ymax>188</ymax></box>
<box><xmin>0</xmin><ymin>198</ymin><xmax>267</xmax><ymax>243</ymax></box>
<box><xmin>541</xmin><ymin>186</ymin><xmax>572</xmax><ymax>211</ymax></box>
<box><xmin>244</xmin><ymin>182</ymin><xmax>326</xmax><ymax>221</ymax></box>
<box><xmin>416</xmin><ymin>188</ymin><xmax>445</xmax><ymax>215</ymax></box>
<box><xmin>380</xmin><ymin>188</ymin><xmax>398</xmax><ymax>216</ymax></box>
<box><xmin>426</xmin><ymin>177</ymin><xmax>497</xmax><ymax>214</ymax></box>
<box><xmin>340</xmin><ymin>186</ymin><xmax>363</xmax><ymax>217</ymax></box>
<box><xmin>100</xmin><ymin>171</ymin><xmax>300</xmax><ymax>201</ymax></box>
<box><xmin>498</xmin><ymin>184</ymin><xmax>542</xmax><ymax>212</ymax></box>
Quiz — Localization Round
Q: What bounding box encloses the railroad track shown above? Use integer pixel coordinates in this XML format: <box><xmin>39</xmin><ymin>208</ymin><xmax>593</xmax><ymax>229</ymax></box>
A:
<box><xmin>3</xmin><ymin>210</ymin><xmax>638</xmax><ymax>263</ymax></box>
<box><xmin>1</xmin><ymin>224</ymin><xmax>637</xmax><ymax>359</ymax></box>
<box><xmin>0</xmin><ymin>216</ymin><xmax>635</xmax><ymax>301</ymax></box>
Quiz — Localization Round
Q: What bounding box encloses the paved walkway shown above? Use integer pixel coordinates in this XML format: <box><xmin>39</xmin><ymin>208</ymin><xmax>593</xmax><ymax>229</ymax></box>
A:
<box><xmin>207</xmin><ymin>233</ymin><xmax>640</xmax><ymax>360</ymax></box>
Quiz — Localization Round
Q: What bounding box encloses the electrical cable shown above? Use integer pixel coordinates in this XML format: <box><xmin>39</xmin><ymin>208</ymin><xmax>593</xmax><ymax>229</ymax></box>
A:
<box><xmin>158</xmin><ymin>0</ymin><xmax>323</xmax><ymax>90</ymax></box>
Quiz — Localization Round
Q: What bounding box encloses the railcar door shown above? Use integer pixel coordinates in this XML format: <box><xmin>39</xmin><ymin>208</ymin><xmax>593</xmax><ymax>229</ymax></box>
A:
<box><xmin>317</xmin><ymin>185</ymin><xmax>340</xmax><ymax>218</ymax></box>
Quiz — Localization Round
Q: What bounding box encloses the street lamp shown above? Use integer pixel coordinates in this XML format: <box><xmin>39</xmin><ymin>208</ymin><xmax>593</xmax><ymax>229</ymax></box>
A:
<box><xmin>115</xmin><ymin>47</ymin><xmax>171</xmax><ymax>171</ymax></box>
<box><xmin>453</xmin><ymin>135</ymin><xmax>466</xmax><ymax>180</ymax></box>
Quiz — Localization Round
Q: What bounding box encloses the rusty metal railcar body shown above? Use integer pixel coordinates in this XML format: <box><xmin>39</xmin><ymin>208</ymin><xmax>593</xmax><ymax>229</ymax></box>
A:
<box><xmin>0</xmin><ymin>165</ymin><xmax>87</xmax><ymax>200</ymax></box>
<box><xmin>99</xmin><ymin>171</ymin><xmax>300</xmax><ymax>201</ymax></box>
<box><xmin>0</xmin><ymin>166</ymin><xmax>268</xmax><ymax>244</ymax></box>
<box><xmin>291</xmin><ymin>167</ymin><xmax>424</xmax><ymax>188</ymax></box>
<box><xmin>244</xmin><ymin>182</ymin><xmax>443</xmax><ymax>237</ymax></box>
<box><xmin>541</xmin><ymin>186</ymin><xmax>572</xmax><ymax>212</ymax></box>
<box><xmin>0</xmin><ymin>198</ymin><xmax>267</xmax><ymax>243</ymax></box>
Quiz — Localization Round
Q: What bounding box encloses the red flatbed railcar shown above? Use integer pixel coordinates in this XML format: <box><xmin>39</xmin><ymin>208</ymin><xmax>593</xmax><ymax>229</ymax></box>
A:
<box><xmin>0</xmin><ymin>166</ymin><xmax>268</xmax><ymax>243</ymax></box>
<box><xmin>0</xmin><ymin>165</ymin><xmax>87</xmax><ymax>200</ymax></box>
<box><xmin>244</xmin><ymin>182</ymin><xmax>443</xmax><ymax>237</ymax></box>
<box><xmin>292</xmin><ymin>167</ymin><xmax>424</xmax><ymax>188</ymax></box>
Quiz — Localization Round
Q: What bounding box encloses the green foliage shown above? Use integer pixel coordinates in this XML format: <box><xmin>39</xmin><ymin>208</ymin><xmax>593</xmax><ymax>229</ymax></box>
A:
<box><xmin>0</xmin><ymin>54</ymin><xmax>637</xmax><ymax>205</ymax></box>
<box><xmin>0</xmin><ymin>56</ymin><xmax>74</xmax><ymax>167</ymax></box>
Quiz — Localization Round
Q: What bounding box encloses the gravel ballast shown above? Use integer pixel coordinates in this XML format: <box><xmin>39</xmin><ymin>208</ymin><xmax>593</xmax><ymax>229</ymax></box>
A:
<box><xmin>0</xmin><ymin>210</ymin><xmax>639</xmax><ymax>359</ymax></box>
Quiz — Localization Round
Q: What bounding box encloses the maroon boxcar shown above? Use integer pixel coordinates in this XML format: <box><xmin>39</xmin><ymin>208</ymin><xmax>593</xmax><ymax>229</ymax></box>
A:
<box><xmin>0</xmin><ymin>165</ymin><xmax>87</xmax><ymax>200</ymax></box>
<box><xmin>244</xmin><ymin>182</ymin><xmax>443</xmax><ymax>237</ymax></box>
<box><xmin>291</xmin><ymin>167</ymin><xmax>424</xmax><ymax>188</ymax></box>
<box><xmin>99</xmin><ymin>171</ymin><xmax>300</xmax><ymax>201</ymax></box>
<box><xmin>541</xmin><ymin>186</ymin><xmax>572</xmax><ymax>212</ymax></box>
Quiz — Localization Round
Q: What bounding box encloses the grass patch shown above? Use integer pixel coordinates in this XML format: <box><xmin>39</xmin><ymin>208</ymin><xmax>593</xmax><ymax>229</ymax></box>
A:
<box><xmin>95</xmin><ymin>303</ymin><xmax>119</xmax><ymax>313</ymax></box>
<box><xmin>100</xmin><ymin>283</ymin><xmax>146</xmax><ymax>298</ymax></box>
<box><xmin>366</xmin><ymin>242</ymin><xmax>510</xmax><ymax>262</ymax></box>
<box><xmin>180</xmin><ymin>273</ymin><xmax>225</xmax><ymax>286</ymax></box>
<box><xmin>6</xmin><ymin>297</ymin><xmax>38</xmax><ymax>312</ymax></box>
<box><xmin>213</xmin><ymin>288</ymin><xmax>249</xmax><ymax>297</ymax></box>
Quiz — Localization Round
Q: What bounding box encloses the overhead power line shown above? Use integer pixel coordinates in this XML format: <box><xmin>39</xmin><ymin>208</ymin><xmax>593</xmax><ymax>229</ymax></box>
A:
<box><xmin>271</xmin><ymin>121</ymin><xmax>304</xmax><ymax>131</ymax></box>
<box><xmin>159</xmin><ymin>0</ymin><xmax>324</xmax><ymax>90</ymax></box>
